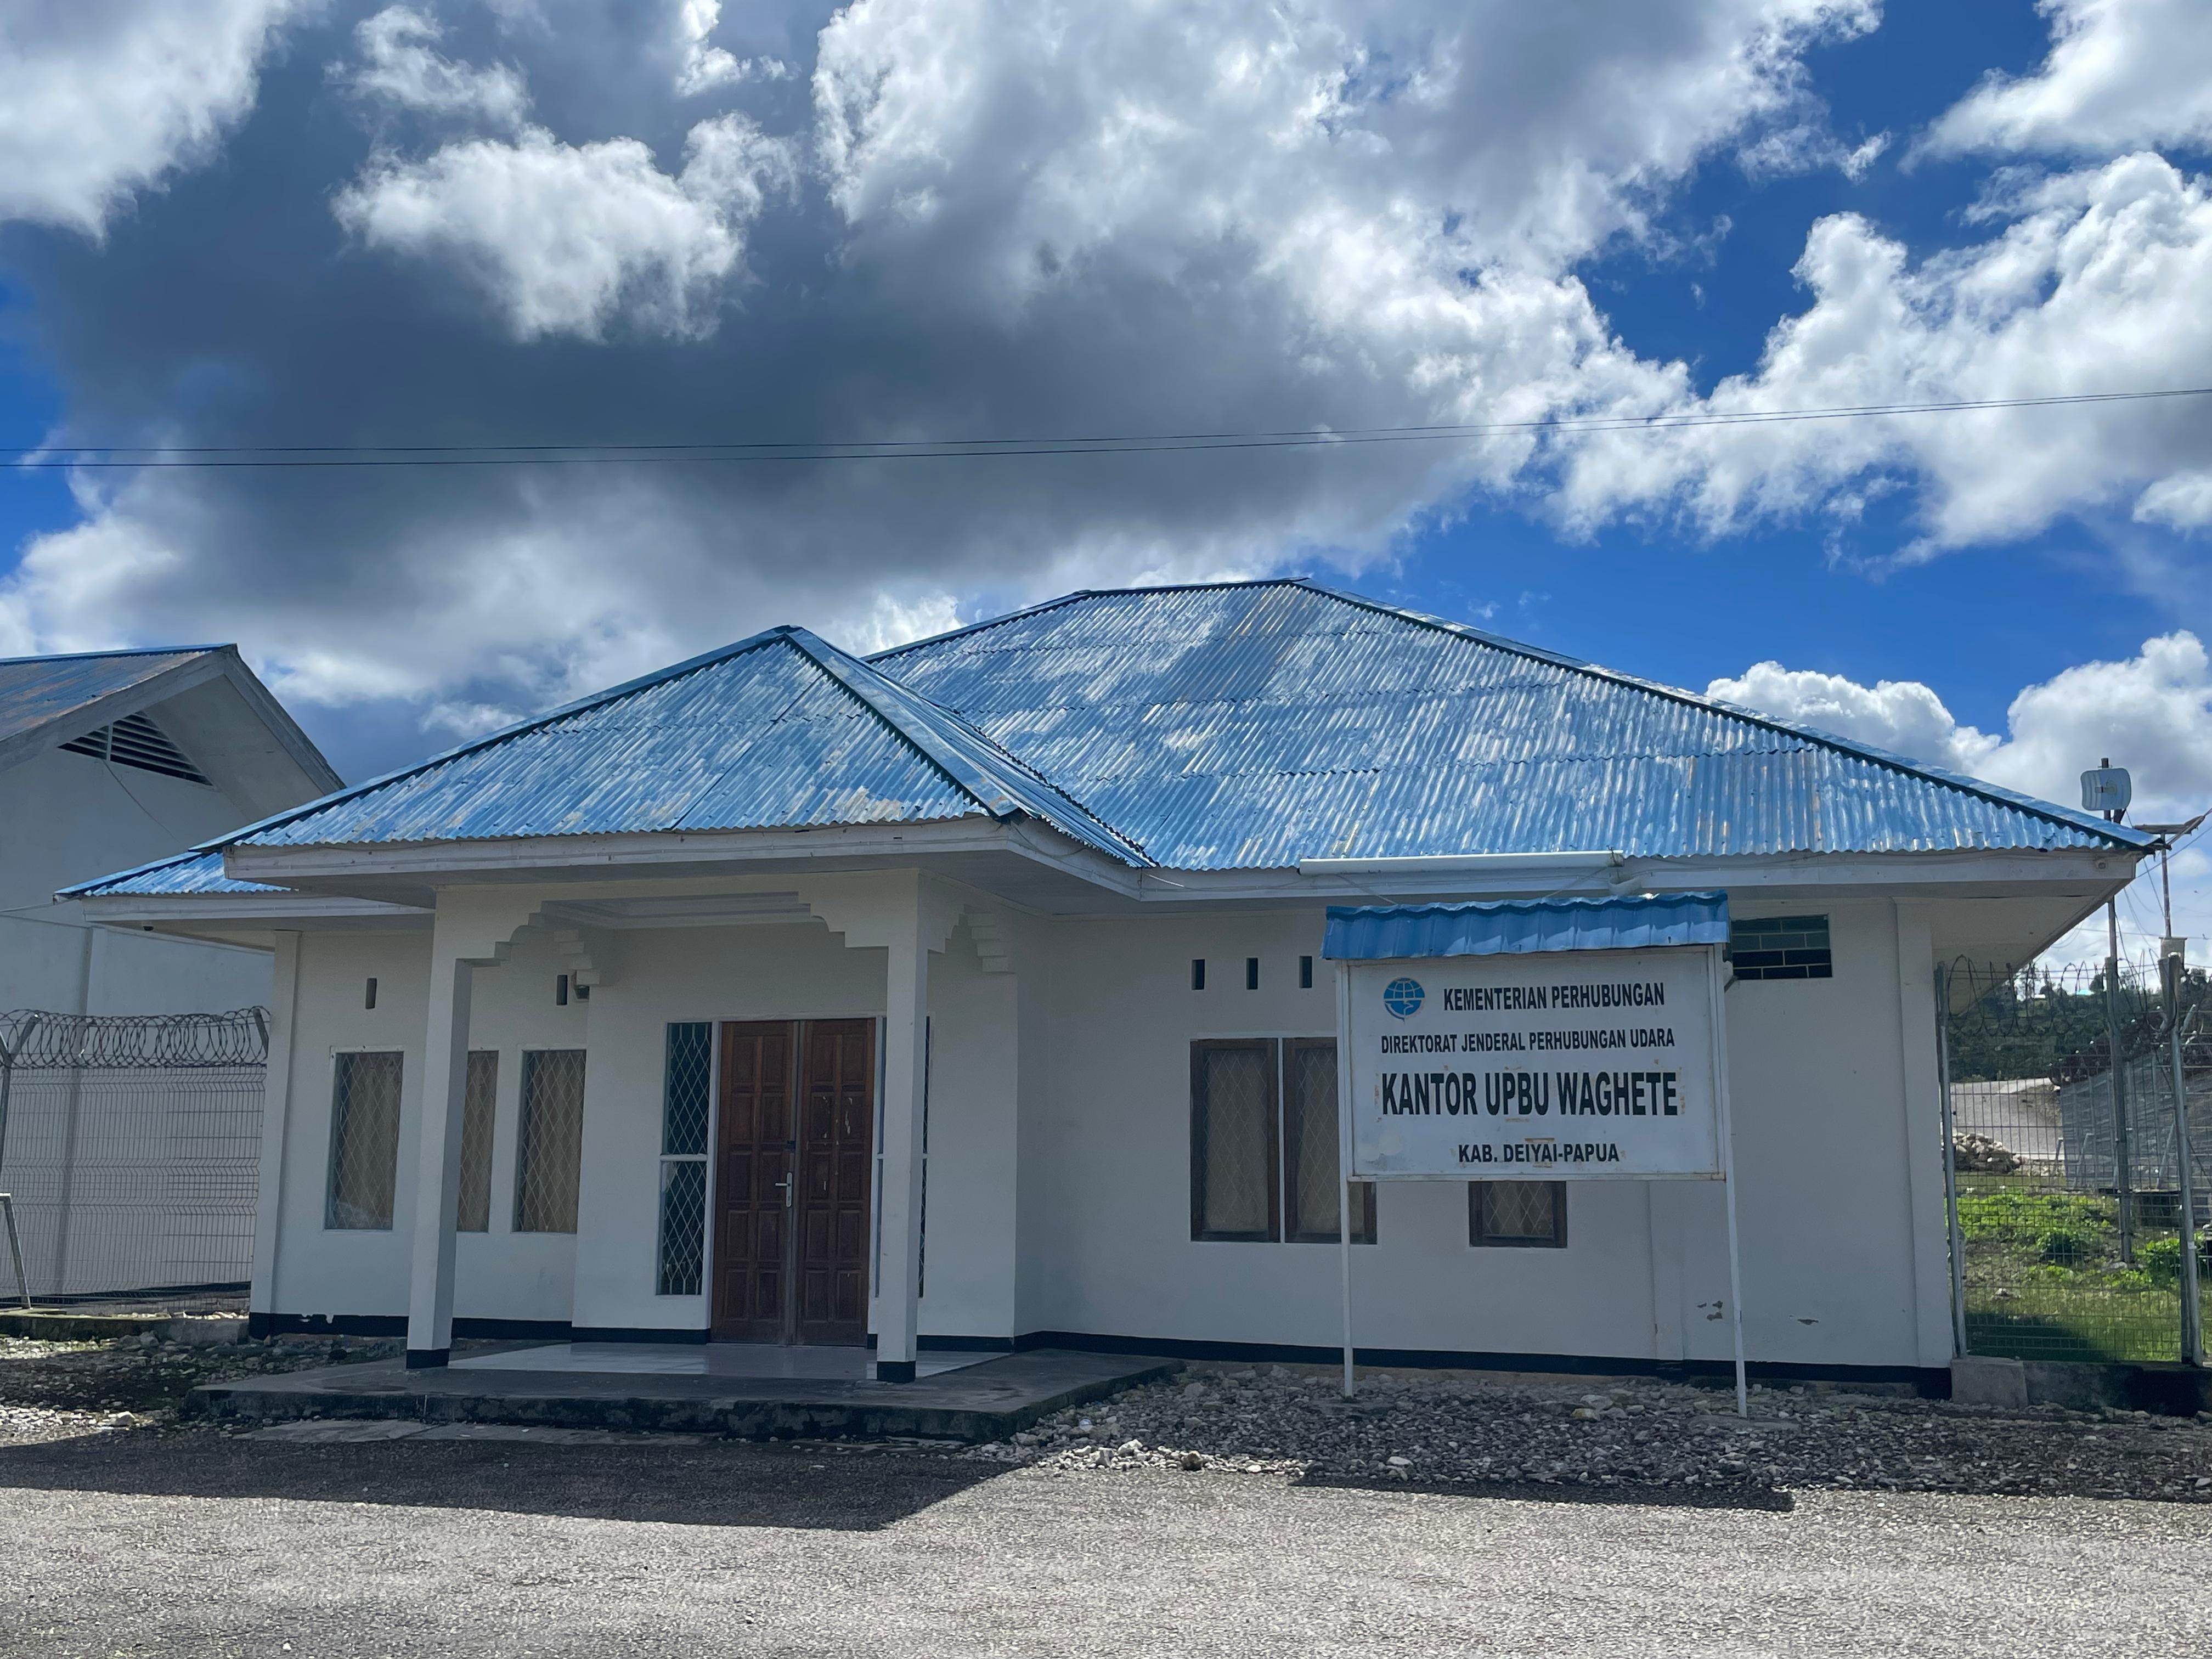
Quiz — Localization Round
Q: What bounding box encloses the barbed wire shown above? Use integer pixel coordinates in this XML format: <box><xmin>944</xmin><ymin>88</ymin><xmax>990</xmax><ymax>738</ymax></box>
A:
<box><xmin>0</xmin><ymin>1008</ymin><xmax>270</xmax><ymax>1071</ymax></box>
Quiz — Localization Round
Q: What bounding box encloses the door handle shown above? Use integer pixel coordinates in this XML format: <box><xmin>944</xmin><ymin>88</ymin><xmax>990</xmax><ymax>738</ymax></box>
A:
<box><xmin>774</xmin><ymin>1172</ymin><xmax>794</xmax><ymax>1208</ymax></box>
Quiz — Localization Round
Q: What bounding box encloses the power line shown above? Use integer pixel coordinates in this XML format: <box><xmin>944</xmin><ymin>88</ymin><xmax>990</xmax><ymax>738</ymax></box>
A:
<box><xmin>10</xmin><ymin>385</ymin><xmax>2211</xmax><ymax>471</ymax></box>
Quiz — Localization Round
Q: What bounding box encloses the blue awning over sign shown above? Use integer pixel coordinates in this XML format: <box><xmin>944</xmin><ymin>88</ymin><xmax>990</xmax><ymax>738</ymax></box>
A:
<box><xmin>1322</xmin><ymin>891</ymin><xmax>1730</xmax><ymax>961</ymax></box>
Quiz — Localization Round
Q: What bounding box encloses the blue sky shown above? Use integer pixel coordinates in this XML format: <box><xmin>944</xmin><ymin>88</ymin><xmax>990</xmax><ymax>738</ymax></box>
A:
<box><xmin>2</xmin><ymin>0</ymin><xmax>2210</xmax><ymax>952</ymax></box>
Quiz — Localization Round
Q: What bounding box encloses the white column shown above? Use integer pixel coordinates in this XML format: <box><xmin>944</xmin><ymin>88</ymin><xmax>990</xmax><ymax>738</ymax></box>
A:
<box><xmin>247</xmin><ymin>931</ymin><xmax>301</xmax><ymax>1334</ymax></box>
<box><xmin>406</xmin><ymin>940</ymin><xmax>476</xmax><ymax>1366</ymax></box>
<box><xmin>874</xmin><ymin>898</ymin><xmax>930</xmax><ymax>1382</ymax></box>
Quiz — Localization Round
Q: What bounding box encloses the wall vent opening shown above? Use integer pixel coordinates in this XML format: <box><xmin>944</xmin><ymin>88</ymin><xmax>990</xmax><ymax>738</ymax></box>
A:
<box><xmin>60</xmin><ymin>710</ymin><xmax>211</xmax><ymax>786</ymax></box>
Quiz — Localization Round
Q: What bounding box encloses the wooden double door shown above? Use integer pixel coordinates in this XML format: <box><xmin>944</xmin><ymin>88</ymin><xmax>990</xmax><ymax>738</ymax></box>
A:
<box><xmin>711</xmin><ymin>1020</ymin><xmax>876</xmax><ymax>1345</ymax></box>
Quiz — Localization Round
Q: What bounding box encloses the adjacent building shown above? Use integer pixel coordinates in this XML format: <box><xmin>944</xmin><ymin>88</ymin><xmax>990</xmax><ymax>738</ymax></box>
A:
<box><xmin>1</xmin><ymin>645</ymin><xmax>340</xmax><ymax>1017</ymax></box>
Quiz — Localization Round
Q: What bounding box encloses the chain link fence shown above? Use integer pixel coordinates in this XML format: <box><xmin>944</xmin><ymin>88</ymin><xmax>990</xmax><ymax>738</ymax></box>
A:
<box><xmin>0</xmin><ymin>1008</ymin><xmax>268</xmax><ymax>1302</ymax></box>
<box><xmin>1943</xmin><ymin>960</ymin><xmax>2208</xmax><ymax>1363</ymax></box>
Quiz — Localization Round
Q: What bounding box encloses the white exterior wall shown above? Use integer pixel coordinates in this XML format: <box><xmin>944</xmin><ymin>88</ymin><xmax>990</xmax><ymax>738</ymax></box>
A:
<box><xmin>263</xmin><ymin>913</ymin><xmax>1022</xmax><ymax>1343</ymax></box>
<box><xmin>257</xmin><ymin>888</ymin><xmax>1949</xmax><ymax>1372</ymax></box>
<box><xmin>1017</xmin><ymin>898</ymin><xmax>1946</xmax><ymax>1372</ymax></box>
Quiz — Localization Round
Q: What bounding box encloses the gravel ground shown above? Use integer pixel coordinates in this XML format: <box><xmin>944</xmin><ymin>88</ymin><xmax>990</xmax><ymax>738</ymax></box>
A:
<box><xmin>977</xmin><ymin>1363</ymin><xmax>2212</xmax><ymax>1503</ymax></box>
<box><xmin>0</xmin><ymin>1333</ymin><xmax>402</xmax><ymax>1444</ymax></box>
<box><xmin>0</xmin><ymin>1432</ymin><xmax>2205</xmax><ymax>1657</ymax></box>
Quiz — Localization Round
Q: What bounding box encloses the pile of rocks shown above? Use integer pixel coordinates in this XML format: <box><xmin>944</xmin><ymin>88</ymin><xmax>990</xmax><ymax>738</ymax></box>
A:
<box><xmin>0</xmin><ymin>1333</ymin><xmax>402</xmax><ymax>1441</ymax></box>
<box><xmin>973</xmin><ymin>1365</ymin><xmax>2212</xmax><ymax>1502</ymax></box>
<box><xmin>1951</xmin><ymin>1133</ymin><xmax>2022</xmax><ymax>1173</ymax></box>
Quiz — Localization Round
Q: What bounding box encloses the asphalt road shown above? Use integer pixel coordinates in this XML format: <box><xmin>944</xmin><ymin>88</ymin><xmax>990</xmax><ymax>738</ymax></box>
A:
<box><xmin>1</xmin><ymin>1430</ymin><xmax>2205</xmax><ymax>1657</ymax></box>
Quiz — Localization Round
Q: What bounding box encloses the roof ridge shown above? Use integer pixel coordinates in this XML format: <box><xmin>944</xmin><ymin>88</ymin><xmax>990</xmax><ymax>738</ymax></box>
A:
<box><xmin>866</xmin><ymin>577</ymin><xmax>1311</xmax><ymax>663</ymax></box>
<box><xmin>0</xmin><ymin>644</ymin><xmax>226</xmax><ymax>667</ymax></box>
<box><xmin>179</xmin><ymin>625</ymin><xmax>800</xmax><ymax>856</ymax></box>
<box><xmin>1287</xmin><ymin>579</ymin><xmax>2154</xmax><ymax>854</ymax></box>
<box><xmin>785</xmin><ymin>629</ymin><xmax>1152</xmax><ymax>865</ymax></box>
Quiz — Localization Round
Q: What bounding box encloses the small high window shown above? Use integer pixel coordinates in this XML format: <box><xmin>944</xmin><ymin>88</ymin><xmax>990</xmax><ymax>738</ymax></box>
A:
<box><xmin>1729</xmin><ymin>915</ymin><xmax>1833</xmax><ymax>980</ymax></box>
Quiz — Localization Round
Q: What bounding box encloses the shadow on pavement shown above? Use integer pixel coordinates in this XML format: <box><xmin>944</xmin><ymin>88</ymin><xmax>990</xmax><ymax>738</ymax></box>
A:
<box><xmin>0</xmin><ymin>1431</ymin><xmax>1007</xmax><ymax>1530</ymax></box>
<box><xmin>1296</xmin><ymin>1471</ymin><xmax>1796</xmax><ymax>1511</ymax></box>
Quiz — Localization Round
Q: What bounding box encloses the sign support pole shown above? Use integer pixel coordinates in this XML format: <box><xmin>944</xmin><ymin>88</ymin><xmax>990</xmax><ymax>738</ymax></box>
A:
<box><xmin>1709</xmin><ymin>945</ymin><xmax>1747</xmax><ymax>1417</ymax></box>
<box><xmin>1335</xmin><ymin>961</ymin><xmax>1357</xmax><ymax>1399</ymax></box>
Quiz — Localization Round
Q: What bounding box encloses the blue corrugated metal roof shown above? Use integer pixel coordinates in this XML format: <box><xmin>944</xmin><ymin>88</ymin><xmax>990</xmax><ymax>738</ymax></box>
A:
<box><xmin>70</xmin><ymin>849</ymin><xmax>288</xmax><ymax>898</ymax></box>
<box><xmin>214</xmin><ymin>627</ymin><xmax>1146</xmax><ymax>865</ymax></box>
<box><xmin>65</xmin><ymin>578</ymin><xmax>2151</xmax><ymax>898</ymax></box>
<box><xmin>0</xmin><ymin>646</ymin><xmax>221</xmax><ymax>749</ymax></box>
<box><xmin>876</xmin><ymin>580</ymin><xmax>2152</xmax><ymax>867</ymax></box>
<box><xmin>1324</xmin><ymin>892</ymin><xmax>1731</xmax><ymax>960</ymax></box>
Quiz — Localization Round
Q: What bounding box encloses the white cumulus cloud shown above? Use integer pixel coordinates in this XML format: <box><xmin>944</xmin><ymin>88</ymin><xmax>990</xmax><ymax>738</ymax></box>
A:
<box><xmin>1551</xmin><ymin>153</ymin><xmax>2212</xmax><ymax>552</ymax></box>
<box><xmin>1923</xmin><ymin>0</ymin><xmax>2212</xmax><ymax>159</ymax></box>
<box><xmin>332</xmin><ymin>114</ymin><xmax>794</xmax><ymax>340</ymax></box>
<box><xmin>0</xmin><ymin>0</ymin><xmax>298</xmax><ymax>234</ymax></box>
<box><xmin>343</xmin><ymin>6</ymin><xmax>530</xmax><ymax>128</ymax></box>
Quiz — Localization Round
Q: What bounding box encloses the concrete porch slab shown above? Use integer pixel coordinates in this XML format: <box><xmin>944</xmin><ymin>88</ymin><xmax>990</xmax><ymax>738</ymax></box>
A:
<box><xmin>186</xmin><ymin>1347</ymin><xmax>1182</xmax><ymax>1443</ymax></box>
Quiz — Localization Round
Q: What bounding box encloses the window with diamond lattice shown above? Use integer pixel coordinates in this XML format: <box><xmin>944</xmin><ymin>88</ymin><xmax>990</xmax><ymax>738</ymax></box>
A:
<box><xmin>656</xmin><ymin>1022</ymin><xmax>712</xmax><ymax>1295</ymax></box>
<box><xmin>514</xmin><ymin>1049</ymin><xmax>585</xmax><ymax>1233</ymax></box>
<box><xmin>1192</xmin><ymin>1041</ymin><xmax>1277</xmax><ymax>1239</ymax></box>
<box><xmin>326</xmin><ymin>1051</ymin><xmax>403</xmax><ymax>1229</ymax></box>
<box><xmin>1191</xmin><ymin>1038</ymin><xmax>1375</xmax><ymax>1244</ymax></box>
<box><xmin>1469</xmin><ymin>1181</ymin><xmax>1567</xmax><ymax>1248</ymax></box>
<box><xmin>455</xmin><ymin>1051</ymin><xmax>498</xmax><ymax>1232</ymax></box>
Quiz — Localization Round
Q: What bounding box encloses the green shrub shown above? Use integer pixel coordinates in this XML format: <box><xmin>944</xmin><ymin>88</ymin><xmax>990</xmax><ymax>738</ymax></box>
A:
<box><xmin>2137</xmin><ymin>1233</ymin><xmax>2212</xmax><ymax>1288</ymax></box>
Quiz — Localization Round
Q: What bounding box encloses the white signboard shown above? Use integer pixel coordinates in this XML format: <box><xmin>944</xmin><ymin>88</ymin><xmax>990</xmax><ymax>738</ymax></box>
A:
<box><xmin>1344</xmin><ymin>945</ymin><xmax>1724</xmax><ymax>1180</ymax></box>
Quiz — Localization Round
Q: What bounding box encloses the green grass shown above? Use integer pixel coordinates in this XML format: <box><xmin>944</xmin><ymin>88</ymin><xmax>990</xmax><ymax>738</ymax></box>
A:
<box><xmin>1956</xmin><ymin>1183</ymin><xmax>2185</xmax><ymax>1363</ymax></box>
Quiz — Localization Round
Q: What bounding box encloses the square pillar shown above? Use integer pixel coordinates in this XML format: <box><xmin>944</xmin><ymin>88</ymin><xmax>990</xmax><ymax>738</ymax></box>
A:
<box><xmin>406</xmin><ymin>946</ymin><xmax>475</xmax><ymax>1367</ymax></box>
<box><xmin>246</xmin><ymin>931</ymin><xmax>301</xmax><ymax>1338</ymax></box>
<box><xmin>874</xmin><ymin>904</ymin><xmax>930</xmax><ymax>1383</ymax></box>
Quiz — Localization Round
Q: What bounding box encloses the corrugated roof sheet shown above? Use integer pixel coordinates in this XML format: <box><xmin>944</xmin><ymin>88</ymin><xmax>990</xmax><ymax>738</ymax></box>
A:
<box><xmin>0</xmin><ymin>646</ymin><xmax>218</xmax><ymax>749</ymax></box>
<box><xmin>1323</xmin><ymin>892</ymin><xmax>1731</xmax><ymax>960</ymax></box>
<box><xmin>876</xmin><ymin>580</ymin><xmax>2150</xmax><ymax>867</ymax></box>
<box><xmin>223</xmin><ymin>627</ymin><xmax>1146</xmax><ymax>865</ymax></box>
<box><xmin>70</xmin><ymin>849</ymin><xmax>287</xmax><ymax>898</ymax></box>
<box><xmin>66</xmin><ymin>579</ymin><xmax>2150</xmax><ymax>897</ymax></box>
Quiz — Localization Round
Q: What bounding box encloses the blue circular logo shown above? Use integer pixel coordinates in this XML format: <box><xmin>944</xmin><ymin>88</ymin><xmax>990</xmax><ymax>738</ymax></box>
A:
<box><xmin>1383</xmin><ymin>977</ymin><xmax>1425</xmax><ymax>1019</ymax></box>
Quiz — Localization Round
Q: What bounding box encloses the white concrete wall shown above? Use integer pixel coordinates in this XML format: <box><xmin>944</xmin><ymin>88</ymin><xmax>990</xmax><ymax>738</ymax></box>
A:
<box><xmin>263</xmin><ymin>911</ymin><xmax>1022</xmax><ymax>1342</ymax></box>
<box><xmin>262</xmin><ymin>926</ymin><xmax>587</xmax><ymax>1326</ymax></box>
<box><xmin>1015</xmin><ymin>898</ymin><xmax>1944</xmax><ymax>1371</ymax></box>
<box><xmin>257</xmin><ymin>887</ymin><xmax>1948</xmax><ymax>1372</ymax></box>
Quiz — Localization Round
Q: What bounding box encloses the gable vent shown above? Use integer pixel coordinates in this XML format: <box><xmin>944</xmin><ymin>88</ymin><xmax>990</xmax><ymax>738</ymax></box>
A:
<box><xmin>60</xmin><ymin>711</ymin><xmax>211</xmax><ymax>786</ymax></box>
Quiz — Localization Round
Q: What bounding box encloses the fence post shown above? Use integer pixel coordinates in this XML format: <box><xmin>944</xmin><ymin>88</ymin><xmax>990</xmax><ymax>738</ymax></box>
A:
<box><xmin>2104</xmin><ymin>930</ymin><xmax>2136</xmax><ymax>1262</ymax></box>
<box><xmin>1936</xmin><ymin>966</ymin><xmax>1968</xmax><ymax>1357</ymax></box>
<box><xmin>2164</xmin><ymin>950</ymin><xmax>2203</xmax><ymax>1366</ymax></box>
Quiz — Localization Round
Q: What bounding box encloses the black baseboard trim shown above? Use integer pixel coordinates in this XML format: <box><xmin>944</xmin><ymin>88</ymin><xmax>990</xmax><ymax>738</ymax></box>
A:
<box><xmin>567</xmin><ymin>1325</ymin><xmax>709</xmax><ymax>1344</ymax></box>
<box><xmin>452</xmin><ymin>1318</ymin><xmax>574</xmax><ymax>1341</ymax></box>
<box><xmin>920</xmin><ymin>1334</ymin><xmax>1018</xmax><ymax>1353</ymax></box>
<box><xmin>875</xmin><ymin>1359</ymin><xmax>917</xmax><ymax>1383</ymax></box>
<box><xmin>403</xmin><ymin>1348</ymin><xmax>449</xmax><ymax>1370</ymax></box>
<box><xmin>250</xmin><ymin>1313</ymin><xmax>408</xmax><ymax>1339</ymax></box>
<box><xmin>1016</xmin><ymin>1331</ymin><xmax>1949</xmax><ymax>1395</ymax></box>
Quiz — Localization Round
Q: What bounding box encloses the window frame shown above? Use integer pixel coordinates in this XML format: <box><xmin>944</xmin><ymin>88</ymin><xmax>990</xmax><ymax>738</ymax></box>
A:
<box><xmin>324</xmin><ymin>1047</ymin><xmax>405</xmax><ymax>1232</ymax></box>
<box><xmin>454</xmin><ymin>1049</ymin><xmax>499</xmax><ymax>1233</ymax></box>
<box><xmin>1190</xmin><ymin>1036</ymin><xmax>1375</xmax><ymax>1245</ymax></box>
<box><xmin>1728</xmin><ymin>913</ymin><xmax>1833</xmax><ymax>981</ymax></box>
<box><xmin>1468</xmin><ymin>1180</ymin><xmax>1568</xmax><ymax>1249</ymax></box>
<box><xmin>1189</xmin><ymin>1038</ymin><xmax>1281</xmax><ymax>1242</ymax></box>
<box><xmin>512</xmin><ymin>1046</ymin><xmax>588</xmax><ymax>1235</ymax></box>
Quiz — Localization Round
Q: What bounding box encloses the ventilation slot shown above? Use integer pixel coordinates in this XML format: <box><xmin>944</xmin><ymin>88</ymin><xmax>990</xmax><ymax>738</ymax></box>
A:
<box><xmin>59</xmin><ymin>711</ymin><xmax>211</xmax><ymax>785</ymax></box>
